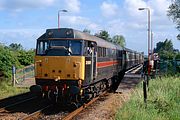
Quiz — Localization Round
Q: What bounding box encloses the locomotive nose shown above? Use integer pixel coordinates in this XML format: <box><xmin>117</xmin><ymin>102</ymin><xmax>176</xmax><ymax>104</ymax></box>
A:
<box><xmin>35</xmin><ymin>56</ymin><xmax>85</xmax><ymax>81</ymax></box>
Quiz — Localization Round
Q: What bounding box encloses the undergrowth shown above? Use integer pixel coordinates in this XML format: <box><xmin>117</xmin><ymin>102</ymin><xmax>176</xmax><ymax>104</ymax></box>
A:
<box><xmin>0</xmin><ymin>80</ymin><xmax>29</xmax><ymax>99</ymax></box>
<box><xmin>115</xmin><ymin>75</ymin><xmax>180</xmax><ymax>120</ymax></box>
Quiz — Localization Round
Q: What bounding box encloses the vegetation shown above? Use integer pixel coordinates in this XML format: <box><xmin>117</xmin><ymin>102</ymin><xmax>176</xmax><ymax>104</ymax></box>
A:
<box><xmin>95</xmin><ymin>30</ymin><xmax>112</xmax><ymax>42</ymax></box>
<box><xmin>154</xmin><ymin>39</ymin><xmax>180</xmax><ymax>60</ymax></box>
<box><xmin>168</xmin><ymin>0</ymin><xmax>180</xmax><ymax>40</ymax></box>
<box><xmin>83</xmin><ymin>29</ymin><xmax>126</xmax><ymax>47</ymax></box>
<box><xmin>112</xmin><ymin>35</ymin><xmax>126</xmax><ymax>47</ymax></box>
<box><xmin>0</xmin><ymin>80</ymin><xmax>29</xmax><ymax>99</ymax></box>
<box><xmin>115</xmin><ymin>75</ymin><xmax>180</xmax><ymax>120</ymax></box>
<box><xmin>0</xmin><ymin>43</ymin><xmax>32</xmax><ymax>99</ymax></box>
<box><xmin>83</xmin><ymin>28</ymin><xmax>91</xmax><ymax>34</ymax></box>
<box><xmin>0</xmin><ymin>43</ymin><xmax>34</xmax><ymax>78</ymax></box>
<box><xmin>95</xmin><ymin>30</ymin><xmax>126</xmax><ymax>47</ymax></box>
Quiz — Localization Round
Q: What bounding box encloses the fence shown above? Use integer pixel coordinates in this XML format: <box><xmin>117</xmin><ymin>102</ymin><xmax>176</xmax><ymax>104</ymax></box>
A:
<box><xmin>12</xmin><ymin>64</ymin><xmax>35</xmax><ymax>87</ymax></box>
<box><xmin>158</xmin><ymin>59</ymin><xmax>180</xmax><ymax>74</ymax></box>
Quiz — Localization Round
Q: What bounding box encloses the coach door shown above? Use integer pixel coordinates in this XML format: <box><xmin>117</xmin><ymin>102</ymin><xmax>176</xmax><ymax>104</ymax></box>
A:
<box><xmin>122</xmin><ymin>50</ymin><xmax>126</xmax><ymax>70</ymax></box>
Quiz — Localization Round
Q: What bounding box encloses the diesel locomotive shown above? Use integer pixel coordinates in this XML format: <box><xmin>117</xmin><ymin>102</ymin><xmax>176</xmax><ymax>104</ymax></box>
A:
<box><xmin>32</xmin><ymin>28</ymin><xmax>143</xmax><ymax>106</ymax></box>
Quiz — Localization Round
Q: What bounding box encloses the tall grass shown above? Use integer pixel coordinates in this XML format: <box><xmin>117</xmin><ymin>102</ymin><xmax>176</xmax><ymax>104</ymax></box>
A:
<box><xmin>115</xmin><ymin>75</ymin><xmax>180</xmax><ymax>120</ymax></box>
<box><xmin>0</xmin><ymin>80</ymin><xmax>29</xmax><ymax>99</ymax></box>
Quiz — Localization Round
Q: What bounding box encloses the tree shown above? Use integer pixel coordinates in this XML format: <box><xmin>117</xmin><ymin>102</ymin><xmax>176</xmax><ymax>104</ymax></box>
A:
<box><xmin>167</xmin><ymin>0</ymin><xmax>180</xmax><ymax>40</ymax></box>
<box><xmin>154</xmin><ymin>39</ymin><xmax>174</xmax><ymax>53</ymax></box>
<box><xmin>83</xmin><ymin>29</ymin><xmax>91</xmax><ymax>34</ymax></box>
<box><xmin>112</xmin><ymin>35</ymin><xmax>126</xmax><ymax>47</ymax></box>
<box><xmin>154</xmin><ymin>39</ymin><xmax>176</xmax><ymax>60</ymax></box>
<box><xmin>95</xmin><ymin>30</ymin><xmax>112</xmax><ymax>42</ymax></box>
<box><xmin>9</xmin><ymin>43</ymin><xmax>23</xmax><ymax>51</ymax></box>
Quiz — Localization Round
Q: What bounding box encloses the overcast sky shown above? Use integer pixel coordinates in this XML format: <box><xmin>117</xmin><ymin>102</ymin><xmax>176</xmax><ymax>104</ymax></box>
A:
<box><xmin>0</xmin><ymin>0</ymin><xmax>179</xmax><ymax>54</ymax></box>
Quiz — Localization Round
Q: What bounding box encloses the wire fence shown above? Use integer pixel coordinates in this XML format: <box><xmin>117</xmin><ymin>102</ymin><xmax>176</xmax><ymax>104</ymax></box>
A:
<box><xmin>158</xmin><ymin>59</ymin><xmax>180</xmax><ymax>75</ymax></box>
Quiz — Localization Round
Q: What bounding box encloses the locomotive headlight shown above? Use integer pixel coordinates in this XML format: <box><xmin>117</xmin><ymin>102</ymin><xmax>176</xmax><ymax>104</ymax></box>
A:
<box><xmin>55</xmin><ymin>76</ymin><xmax>61</xmax><ymax>81</ymax></box>
<box><xmin>66</xmin><ymin>30</ymin><xmax>72</xmax><ymax>36</ymax></box>
<box><xmin>48</xmin><ymin>31</ymin><xmax>53</xmax><ymax>36</ymax></box>
<box><xmin>80</xmin><ymin>89</ymin><xmax>83</xmax><ymax>95</ymax></box>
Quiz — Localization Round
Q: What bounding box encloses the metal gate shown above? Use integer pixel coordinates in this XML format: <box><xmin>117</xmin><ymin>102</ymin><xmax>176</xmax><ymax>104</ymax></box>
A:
<box><xmin>12</xmin><ymin>64</ymin><xmax>35</xmax><ymax>87</ymax></box>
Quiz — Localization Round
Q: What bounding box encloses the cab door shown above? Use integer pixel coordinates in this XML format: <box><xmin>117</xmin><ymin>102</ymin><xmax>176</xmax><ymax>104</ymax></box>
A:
<box><xmin>84</xmin><ymin>41</ymin><xmax>97</xmax><ymax>85</ymax></box>
<box><xmin>90</xmin><ymin>42</ymin><xmax>97</xmax><ymax>82</ymax></box>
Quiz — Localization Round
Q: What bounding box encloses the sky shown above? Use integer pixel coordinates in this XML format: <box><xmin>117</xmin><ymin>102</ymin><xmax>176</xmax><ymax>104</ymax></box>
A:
<box><xmin>0</xmin><ymin>0</ymin><xmax>179</xmax><ymax>54</ymax></box>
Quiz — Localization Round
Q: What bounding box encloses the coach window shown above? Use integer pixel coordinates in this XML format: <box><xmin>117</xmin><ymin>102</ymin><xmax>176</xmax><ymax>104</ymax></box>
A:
<box><xmin>97</xmin><ymin>47</ymin><xmax>100</xmax><ymax>57</ymax></box>
<box><xmin>107</xmin><ymin>48</ymin><xmax>111</xmax><ymax>57</ymax></box>
<box><xmin>100</xmin><ymin>47</ymin><xmax>102</xmax><ymax>57</ymax></box>
<box><xmin>98</xmin><ymin>47</ymin><xmax>100</xmax><ymax>57</ymax></box>
<box><xmin>112</xmin><ymin>49</ymin><xmax>114</xmax><ymax>57</ymax></box>
<box><xmin>102</xmin><ymin>48</ymin><xmax>105</xmax><ymax>57</ymax></box>
<box><xmin>104</xmin><ymin>48</ymin><xmax>106</xmax><ymax>57</ymax></box>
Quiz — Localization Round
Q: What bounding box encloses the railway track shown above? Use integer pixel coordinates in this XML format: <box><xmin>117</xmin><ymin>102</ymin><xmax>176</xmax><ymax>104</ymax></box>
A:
<box><xmin>20</xmin><ymin>104</ymin><xmax>53</xmax><ymax>120</ymax></box>
<box><xmin>0</xmin><ymin>92</ymin><xmax>33</xmax><ymax>107</ymax></box>
<box><xmin>0</xmin><ymin>96</ymin><xmax>37</xmax><ymax>113</ymax></box>
<box><xmin>125</xmin><ymin>64</ymin><xmax>142</xmax><ymax>74</ymax></box>
<box><xmin>16</xmin><ymin>91</ymin><xmax>108</xmax><ymax>120</ymax></box>
<box><xmin>0</xmin><ymin>96</ymin><xmax>50</xmax><ymax>120</ymax></box>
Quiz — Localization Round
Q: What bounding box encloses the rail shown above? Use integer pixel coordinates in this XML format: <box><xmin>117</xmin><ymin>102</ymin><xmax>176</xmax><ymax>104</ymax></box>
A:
<box><xmin>20</xmin><ymin>104</ymin><xmax>53</xmax><ymax>120</ymax></box>
<box><xmin>0</xmin><ymin>96</ymin><xmax>37</xmax><ymax>113</ymax></box>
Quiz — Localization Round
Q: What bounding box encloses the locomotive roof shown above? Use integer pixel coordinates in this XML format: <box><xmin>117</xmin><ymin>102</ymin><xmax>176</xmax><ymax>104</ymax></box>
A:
<box><xmin>37</xmin><ymin>28</ymin><xmax>123</xmax><ymax>50</ymax></box>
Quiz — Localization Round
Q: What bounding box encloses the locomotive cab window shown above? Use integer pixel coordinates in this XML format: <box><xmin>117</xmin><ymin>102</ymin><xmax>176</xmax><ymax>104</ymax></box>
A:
<box><xmin>36</xmin><ymin>39</ymin><xmax>82</xmax><ymax>56</ymax></box>
<box><xmin>36</xmin><ymin>41</ymin><xmax>49</xmax><ymax>55</ymax></box>
<box><xmin>84</xmin><ymin>41</ymin><xmax>97</xmax><ymax>56</ymax></box>
<box><xmin>69</xmin><ymin>40</ymin><xmax>82</xmax><ymax>55</ymax></box>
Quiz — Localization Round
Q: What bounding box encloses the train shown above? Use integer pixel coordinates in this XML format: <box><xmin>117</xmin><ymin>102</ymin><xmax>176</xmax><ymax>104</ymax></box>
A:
<box><xmin>31</xmin><ymin>28</ymin><xmax>144</xmax><ymax>107</ymax></box>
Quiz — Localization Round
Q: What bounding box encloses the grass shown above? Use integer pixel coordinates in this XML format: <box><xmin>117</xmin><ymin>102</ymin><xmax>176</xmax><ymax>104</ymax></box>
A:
<box><xmin>0</xmin><ymin>80</ymin><xmax>29</xmax><ymax>99</ymax></box>
<box><xmin>115</xmin><ymin>75</ymin><xmax>180</xmax><ymax>120</ymax></box>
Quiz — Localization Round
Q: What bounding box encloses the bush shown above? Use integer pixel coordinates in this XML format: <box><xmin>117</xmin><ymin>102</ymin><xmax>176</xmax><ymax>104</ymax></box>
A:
<box><xmin>0</xmin><ymin>43</ymin><xmax>34</xmax><ymax>79</ymax></box>
<box><xmin>17</xmin><ymin>49</ymin><xmax>34</xmax><ymax>66</ymax></box>
<box><xmin>0</xmin><ymin>45</ymin><xmax>21</xmax><ymax>77</ymax></box>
